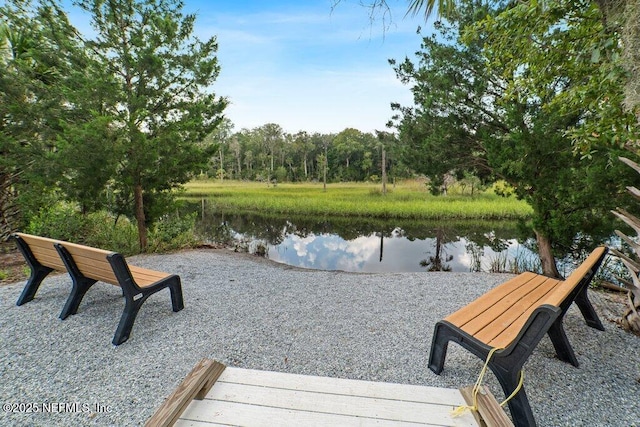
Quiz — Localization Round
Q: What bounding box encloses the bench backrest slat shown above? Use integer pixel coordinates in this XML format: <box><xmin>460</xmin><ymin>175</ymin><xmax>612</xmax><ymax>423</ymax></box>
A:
<box><xmin>17</xmin><ymin>232</ymin><xmax>121</xmax><ymax>286</ymax></box>
<box><xmin>16</xmin><ymin>233</ymin><xmax>67</xmax><ymax>271</ymax></box>
<box><xmin>55</xmin><ymin>242</ymin><xmax>120</xmax><ymax>286</ymax></box>
<box><xmin>541</xmin><ymin>246</ymin><xmax>607</xmax><ymax>307</ymax></box>
<box><xmin>27</xmin><ymin>249</ymin><xmax>67</xmax><ymax>271</ymax></box>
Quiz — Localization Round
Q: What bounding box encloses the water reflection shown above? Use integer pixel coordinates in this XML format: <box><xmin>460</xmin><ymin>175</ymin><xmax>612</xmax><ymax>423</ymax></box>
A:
<box><xmin>190</xmin><ymin>204</ymin><xmax>538</xmax><ymax>273</ymax></box>
<box><xmin>266</xmin><ymin>229</ymin><xmax>532</xmax><ymax>273</ymax></box>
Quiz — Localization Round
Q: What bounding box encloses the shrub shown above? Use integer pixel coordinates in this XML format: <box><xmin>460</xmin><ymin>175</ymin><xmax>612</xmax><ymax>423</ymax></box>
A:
<box><xmin>27</xmin><ymin>203</ymin><xmax>138</xmax><ymax>254</ymax></box>
<box><xmin>274</xmin><ymin>166</ymin><xmax>288</xmax><ymax>183</ymax></box>
<box><xmin>26</xmin><ymin>202</ymin><xmax>89</xmax><ymax>242</ymax></box>
<box><xmin>492</xmin><ymin>180</ymin><xmax>516</xmax><ymax>197</ymax></box>
<box><xmin>82</xmin><ymin>211</ymin><xmax>139</xmax><ymax>255</ymax></box>
<box><xmin>148</xmin><ymin>212</ymin><xmax>199</xmax><ymax>252</ymax></box>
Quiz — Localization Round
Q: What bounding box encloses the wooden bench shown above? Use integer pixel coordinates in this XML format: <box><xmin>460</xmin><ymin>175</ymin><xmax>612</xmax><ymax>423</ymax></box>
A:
<box><xmin>12</xmin><ymin>232</ymin><xmax>184</xmax><ymax>345</ymax></box>
<box><xmin>428</xmin><ymin>246</ymin><xmax>608</xmax><ymax>427</ymax></box>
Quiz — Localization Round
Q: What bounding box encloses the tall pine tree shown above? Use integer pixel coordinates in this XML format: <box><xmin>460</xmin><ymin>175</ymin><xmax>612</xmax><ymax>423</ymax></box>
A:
<box><xmin>71</xmin><ymin>0</ymin><xmax>227</xmax><ymax>250</ymax></box>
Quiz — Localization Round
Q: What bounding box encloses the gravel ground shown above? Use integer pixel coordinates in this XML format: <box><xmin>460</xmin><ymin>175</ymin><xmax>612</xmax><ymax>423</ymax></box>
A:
<box><xmin>1</xmin><ymin>248</ymin><xmax>639</xmax><ymax>426</ymax></box>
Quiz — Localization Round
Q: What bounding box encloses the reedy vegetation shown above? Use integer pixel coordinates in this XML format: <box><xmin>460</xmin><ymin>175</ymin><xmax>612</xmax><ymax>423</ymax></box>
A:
<box><xmin>184</xmin><ymin>180</ymin><xmax>533</xmax><ymax>220</ymax></box>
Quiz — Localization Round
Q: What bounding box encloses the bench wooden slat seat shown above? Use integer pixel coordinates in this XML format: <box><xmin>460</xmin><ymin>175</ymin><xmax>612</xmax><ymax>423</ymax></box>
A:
<box><xmin>12</xmin><ymin>232</ymin><xmax>184</xmax><ymax>345</ymax></box>
<box><xmin>428</xmin><ymin>246</ymin><xmax>608</xmax><ymax>427</ymax></box>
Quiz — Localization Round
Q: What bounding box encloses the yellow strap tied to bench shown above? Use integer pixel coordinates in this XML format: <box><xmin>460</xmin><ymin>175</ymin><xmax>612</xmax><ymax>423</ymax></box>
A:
<box><xmin>451</xmin><ymin>347</ymin><xmax>525</xmax><ymax>417</ymax></box>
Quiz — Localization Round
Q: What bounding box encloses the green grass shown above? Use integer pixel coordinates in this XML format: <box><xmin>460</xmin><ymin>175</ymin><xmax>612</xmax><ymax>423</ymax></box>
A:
<box><xmin>183</xmin><ymin>180</ymin><xmax>533</xmax><ymax>221</ymax></box>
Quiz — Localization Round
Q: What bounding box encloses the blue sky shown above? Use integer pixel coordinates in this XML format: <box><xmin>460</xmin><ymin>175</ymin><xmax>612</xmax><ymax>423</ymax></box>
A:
<box><xmin>65</xmin><ymin>1</ymin><xmax>434</xmax><ymax>134</ymax></box>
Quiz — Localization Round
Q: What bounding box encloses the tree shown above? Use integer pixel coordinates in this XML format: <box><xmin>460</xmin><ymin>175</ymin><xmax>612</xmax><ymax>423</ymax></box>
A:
<box><xmin>208</xmin><ymin>118</ymin><xmax>234</xmax><ymax>181</ymax></box>
<box><xmin>471</xmin><ymin>1</ymin><xmax>638</xmax><ymax>156</ymax></box>
<box><xmin>389</xmin><ymin>16</ymin><xmax>494</xmax><ymax>195</ymax></box>
<box><xmin>0</xmin><ymin>0</ymin><xmax>81</xmax><ymax>238</ymax></box>
<box><xmin>254</xmin><ymin>123</ymin><xmax>284</xmax><ymax>182</ymax></box>
<box><xmin>392</xmin><ymin>1</ymin><xmax>635</xmax><ymax>277</ymax></box>
<box><xmin>432</xmin><ymin>0</ymin><xmax>640</xmax><ymax>127</ymax></box>
<box><xmin>333</xmin><ymin>128</ymin><xmax>365</xmax><ymax>180</ymax></box>
<box><xmin>292</xmin><ymin>131</ymin><xmax>314</xmax><ymax>180</ymax></box>
<box><xmin>345</xmin><ymin>0</ymin><xmax>640</xmax><ymax>139</ymax></box>
<box><xmin>72</xmin><ymin>0</ymin><xmax>226</xmax><ymax>250</ymax></box>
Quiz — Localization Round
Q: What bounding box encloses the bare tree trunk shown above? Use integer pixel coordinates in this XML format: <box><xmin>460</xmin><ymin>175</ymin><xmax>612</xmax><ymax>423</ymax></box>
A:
<box><xmin>535</xmin><ymin>229</ymin><xmax>561</xmax><ymax>278</ymax></box>
<box><xmin>381</xmin><ymin>147</ymin><xmax>387</xmax><ymax>195</ymax></box>
<box><xmin>270</xmin><ymin>149</ymin><xmax>274</xmax><ymax>172</ymax></box>
<box><xmin>134</xmin><ymin>183</ymin><xmax>147</xmax><ymax>251</ymax></box>
<box><xmin>219</xmin><ymin>147</ymin><xmax>224</xmax><ymax>182</ymax></box>
<box><xmin>323</xmin><ymin>145</ymin><xmax>328</xmax><ymax>192</ymax></box>
<box><xmin>0</xmin><ymin>170</ymin><xmax>22</xmax><ymax>242</ymax></box>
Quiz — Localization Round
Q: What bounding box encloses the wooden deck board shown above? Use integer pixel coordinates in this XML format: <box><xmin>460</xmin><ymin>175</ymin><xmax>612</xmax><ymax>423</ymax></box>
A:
<box><xmin>173</xmin><ymin>367</ymin><xmax>479</xmax><ymax>427</ymax></box>
<box><xmin>218</xmin><ymin>367</ymin><xmax>466</xmax><ymax>405</ymax></box>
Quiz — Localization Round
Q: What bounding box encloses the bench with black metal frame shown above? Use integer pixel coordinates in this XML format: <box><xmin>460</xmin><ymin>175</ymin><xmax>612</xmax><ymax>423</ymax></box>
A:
<box><xmin>12</xmin><ymin>232</ymin><xmax>184</xmax><ymax>345</ymax></box>
<box><xmin>428</xmin><ymin>246</ymin><xmax>608</xmax><ymax>427</ymax></box>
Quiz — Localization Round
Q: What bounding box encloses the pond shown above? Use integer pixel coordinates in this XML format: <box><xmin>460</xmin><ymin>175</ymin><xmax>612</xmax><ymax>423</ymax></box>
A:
<box><xmin>190</xmin><ymin>203</ymin><xmax>542</xmax><ymax>274</ymax></box>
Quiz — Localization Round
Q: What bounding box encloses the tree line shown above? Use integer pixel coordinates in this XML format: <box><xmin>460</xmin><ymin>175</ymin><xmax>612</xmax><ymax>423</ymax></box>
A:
<box><xmin>207</xmin><ymin>122</ymin><xmax>410</xmax><ymax>185</ymax></box>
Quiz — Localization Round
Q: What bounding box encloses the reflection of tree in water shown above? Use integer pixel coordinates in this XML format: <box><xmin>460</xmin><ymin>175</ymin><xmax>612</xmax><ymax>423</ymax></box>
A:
<box><xmin>465</xmin><ymin>241</ymin><xmax>484</xmax><ymax>272</ymax></box>
<box><xmin>183</xmin><ymin>200</ymin><xmax>525</xmax><ymax>269</ymax></box>
<box><xmin>466</xmin><ymin>231</ymin><xmax>513</xmax><ymax>272</ymax></box>
<box><xmin>419</xmin><ymin>228</ymin><xmax>453</xmax><ymax>271</ymax></box>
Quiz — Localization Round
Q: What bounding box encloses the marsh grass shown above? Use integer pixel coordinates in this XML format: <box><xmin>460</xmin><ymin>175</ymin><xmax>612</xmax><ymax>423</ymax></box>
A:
<box><xmin>184</xmin><ymin>180</ymin><xmax>532</xmax><ymax>221</ymax></box>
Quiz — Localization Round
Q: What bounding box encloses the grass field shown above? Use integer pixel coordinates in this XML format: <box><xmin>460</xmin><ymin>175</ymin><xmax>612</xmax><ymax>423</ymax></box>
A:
<box><xmin>183</xmin><ymin>180</ymin><xmax>533</xmax><ymax>221</ymax></box>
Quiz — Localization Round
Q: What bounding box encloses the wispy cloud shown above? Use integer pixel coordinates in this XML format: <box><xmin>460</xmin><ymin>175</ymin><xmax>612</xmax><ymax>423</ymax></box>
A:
<box><xmin>64</xmin><ymin>0</ymin><xmax>431</xmax><ymax>134</ymax></box>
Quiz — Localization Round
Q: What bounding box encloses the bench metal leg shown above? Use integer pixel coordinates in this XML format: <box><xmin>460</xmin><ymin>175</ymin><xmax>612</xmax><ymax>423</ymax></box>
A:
<box><xmin>491</xmin><ymin>366</ymin><xmax>536</xmax><ymax>427</ymax></box>
<box><xmin>59</xmin><ymin>276</ymin><xmax>98</xmax><ymax>320</ymax></box>
<box><xmin>573</xmin><ymin>289</ymin><xmax>605</xmax><ymax>331</ymax></box>
<box><xmin>17</xmin><ymin>265</ymin><xmax>54</xmax><ymax>306</ymax></box>
<box><xmin>113</xmin><ymin>296</ymin><xmax>145</xmax><ymax>345</ymax></box>
<box><xmin>13</xmin><ymin>234</ymin><xmax>55</xmax><ymax>306</ymax></box>
<box><xmin>428</xmin><ymin>321</ymin><xmax>452</xmax><ymax>374</ymax></box>
<box><xmin>168</xmin><ymin>277</ymin><xmax>185</xmax><ymax>312</ymax></box>
<box><xmin>113</xmin><ymin>280</ymin><xmax>184</xmax><ymax>345</ymax></box>
<box><xmin>547</xmin><ymin>320</ymin><xmax>579</xmax><ymax>366</ymax></box>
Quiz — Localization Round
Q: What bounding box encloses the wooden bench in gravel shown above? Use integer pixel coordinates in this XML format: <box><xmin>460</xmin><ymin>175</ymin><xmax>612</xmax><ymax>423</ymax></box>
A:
<box><xmin>428</xmin><ymin>246</ymin><xmax>608</xmax><ymax>427</ymax></box>
<box><xmin>12</xmin><ymin>232</ymin><xmax>184</xmax><ymax>345</ymax></box>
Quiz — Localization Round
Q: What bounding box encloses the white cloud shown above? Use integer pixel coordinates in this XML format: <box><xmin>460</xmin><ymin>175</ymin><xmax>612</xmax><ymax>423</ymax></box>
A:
<box><xmin>197</xmin><ymin>3</ymin><xmax>426</xmax><ymax>133</ymax></box>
